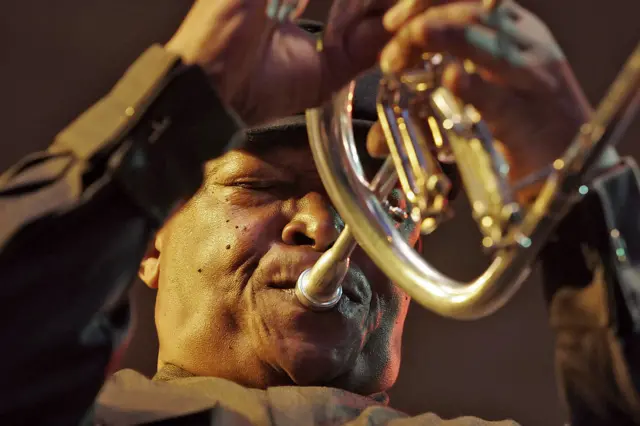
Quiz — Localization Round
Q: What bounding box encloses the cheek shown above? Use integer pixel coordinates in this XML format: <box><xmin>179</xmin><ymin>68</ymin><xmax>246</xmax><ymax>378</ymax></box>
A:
<box><xmin>388</xmin><ymin>290</ymin><xmax>410</xmax><ymax>381</ymax></box>
<box><xmin>164</xmin><ymin>192</ymin><xmax>286</xmax><ymax>292</ymax></box>
<box><xmin>378</xmin><ymin>285</ymin><xmax>410</xmax><ymax>350</ymax></box>
<box><xmin>359</xmin><ymin>277</ymin><xmax>410</xmax><ymax>390</ymax></box>
<box><xmin>155</xmin><ymin>193</ymin><xmax>287</xmax><ymax>345</ymax></box>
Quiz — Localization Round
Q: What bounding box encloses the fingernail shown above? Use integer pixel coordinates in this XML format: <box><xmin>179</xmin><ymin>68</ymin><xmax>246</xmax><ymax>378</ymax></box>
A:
<box><xmin>266</xmin><ymin>0</ymin><xmax>280</xmax><ymax>19</ymax></box>
<box><xmin>482</xmin><ymin>0</ymin><xmax>497</xmax><ymax>11</ymax></box>
<box><xmin>464</xmin><ymin>25</ymin><xmax>500</xmax><ymax>58</ymax></box>
<box><xmin>383</xmin><ymin>0</ymin><xmax>411</xmax><ymax>30</ymax></box>
<box><xmin>380</xmin><ymin>43</ymin><xmax>401</xmax><ymax>74</ymax></box>
<box><xmin>383</xmin><ymin>8</ymin><xmax>403</xmax><ymax>30</ymax></box>
<box><xmin>277</xmin><ymin>4</ymin><xmax>295</xmax><ymax>21</ymax></box>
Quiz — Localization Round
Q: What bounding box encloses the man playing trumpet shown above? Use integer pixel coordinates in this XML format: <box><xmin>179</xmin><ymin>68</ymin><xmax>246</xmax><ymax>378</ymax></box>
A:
<box><xmin>0</xmin><ymin>0</ymin><xmax>638</xmax><ymax>425</ymax></box>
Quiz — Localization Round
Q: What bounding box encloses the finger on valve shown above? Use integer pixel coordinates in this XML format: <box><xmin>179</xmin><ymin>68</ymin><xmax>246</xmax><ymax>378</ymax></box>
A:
<box><xmin>366</xmin><ymin>122</ymin><xmax>391</xmax><ymax>159</ymax></box>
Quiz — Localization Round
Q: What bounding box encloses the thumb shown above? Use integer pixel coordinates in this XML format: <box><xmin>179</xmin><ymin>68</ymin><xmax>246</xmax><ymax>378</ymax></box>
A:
<box><xmin>322</xmin><ymin>2</ymin><xmax>394</xmax><ymax>94</ymax></box>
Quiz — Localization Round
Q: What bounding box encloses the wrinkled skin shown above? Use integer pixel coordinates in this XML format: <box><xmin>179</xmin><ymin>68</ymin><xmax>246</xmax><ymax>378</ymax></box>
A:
<box><xmin>139</xmin><ymin>133</ymin><xmax>420</xmax><ymax>395</ymax></box>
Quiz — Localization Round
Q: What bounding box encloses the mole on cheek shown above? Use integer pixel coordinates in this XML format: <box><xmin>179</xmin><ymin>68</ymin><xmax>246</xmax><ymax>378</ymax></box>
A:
<box><xmin>226</xmin><ymin>244</ymin><xmax>231</xmax><ymax>250</ymax></box>
<box><xmin>198</xmin><ymin>268</ymin><xmax>202</xmax><ymax>273</ymax></box>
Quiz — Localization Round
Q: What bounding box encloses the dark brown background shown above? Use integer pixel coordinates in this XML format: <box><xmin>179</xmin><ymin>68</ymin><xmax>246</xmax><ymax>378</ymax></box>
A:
<box><xmin>1</xmin><ymin>1</ymin><xmax>638</xmax><ymax>425</ymax></box>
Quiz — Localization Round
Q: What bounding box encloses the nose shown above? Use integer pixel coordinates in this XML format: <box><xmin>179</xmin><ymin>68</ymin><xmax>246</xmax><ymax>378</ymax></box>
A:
<box><xmin>282</xmin><ymin>192</ymin><xmax>341</xmax><ymax>251</ymax></box>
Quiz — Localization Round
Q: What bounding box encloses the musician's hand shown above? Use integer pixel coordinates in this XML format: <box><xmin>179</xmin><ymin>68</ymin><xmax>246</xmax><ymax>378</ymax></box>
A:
<box><xmin>369</xmin><ymin>0</ymin><xmax>592</xmax><ymax>201</ymax></box>
<box><xmin>165</xmin><ymin>0</ymin><xmax>395</xmax><ymax>126</ymax></box>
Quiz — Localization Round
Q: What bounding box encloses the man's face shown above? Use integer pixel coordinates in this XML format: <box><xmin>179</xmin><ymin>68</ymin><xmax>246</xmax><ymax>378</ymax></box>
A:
<box><xmin>140</xmin><ymin>128</ymin><xmax>419</xmax><ymax>395</ymax></box>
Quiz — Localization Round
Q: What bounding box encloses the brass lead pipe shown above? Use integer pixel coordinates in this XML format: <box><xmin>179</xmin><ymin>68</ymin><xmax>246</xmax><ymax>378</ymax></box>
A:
<box><xmin>296</xmin><ymin>158</ymin><xmax>399</xmax><ymax>311</ymax></box>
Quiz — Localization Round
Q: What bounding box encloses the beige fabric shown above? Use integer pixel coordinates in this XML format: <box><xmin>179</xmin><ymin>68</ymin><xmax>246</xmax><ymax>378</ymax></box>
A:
<box><xmin>95</xmin><ymin>368</ymin><xmax>518</xmax><ymax>425</ymax></box>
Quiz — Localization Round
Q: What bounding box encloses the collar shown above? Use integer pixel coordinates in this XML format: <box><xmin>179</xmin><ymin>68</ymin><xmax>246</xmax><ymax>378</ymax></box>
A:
<box><xmin>152</xmin><ymin>364</ymin><xmax>390</xmax><ymax>406</ymax></box>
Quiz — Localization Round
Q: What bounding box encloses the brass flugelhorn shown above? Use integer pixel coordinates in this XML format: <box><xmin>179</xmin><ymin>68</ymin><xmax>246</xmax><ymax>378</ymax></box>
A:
<box><xmin>295</xmin><ymin>42</ymin><xmax>640</xmax><ymax>319</ymax></box>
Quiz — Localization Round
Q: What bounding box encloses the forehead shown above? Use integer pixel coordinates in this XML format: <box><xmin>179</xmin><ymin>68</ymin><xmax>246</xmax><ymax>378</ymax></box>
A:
<box><xmin>243</xmin><ymin>126</ymin><xmax>315</xmax><ymax>168</ymax></box>
<box><xmin>209</xmin><ymin>125</ymin><xmax>381</xmax><ymax>178</ymax></box>
<box><xmin>207</xmin><ymin>128</ymin><xmax>316</xmax><ymax>180</ymax></box>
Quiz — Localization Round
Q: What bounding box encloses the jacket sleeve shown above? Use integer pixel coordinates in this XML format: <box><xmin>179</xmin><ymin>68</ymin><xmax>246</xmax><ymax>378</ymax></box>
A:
<box><xmin>539</xmin><ymin>157</ymin><xmax>640</xmax><ymax>426</ymax></box>
<box><xmin>0</xmin><ymin>45</ymin><xmax>243</xmax><ymax>425</ymax></box>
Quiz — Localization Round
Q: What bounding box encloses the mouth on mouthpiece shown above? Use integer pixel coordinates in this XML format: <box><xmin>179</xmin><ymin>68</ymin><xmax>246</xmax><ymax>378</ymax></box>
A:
<box><xmin>295</xmin><ymin>261</ymin><xmax>348</xmax><ymax>311</ymax></box>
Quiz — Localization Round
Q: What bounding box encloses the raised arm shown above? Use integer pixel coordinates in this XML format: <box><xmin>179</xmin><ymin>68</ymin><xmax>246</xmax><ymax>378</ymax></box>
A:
<box><xmin>0</xmin><ymin>45</ymin><xmax>241</xmax><ymax>425</ymax></box>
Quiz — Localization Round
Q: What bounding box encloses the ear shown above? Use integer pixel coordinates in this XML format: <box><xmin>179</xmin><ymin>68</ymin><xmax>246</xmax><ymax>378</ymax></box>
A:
<box><xmin>139</xmin><ymin>230</ymin><xmax>165</xmax><ymax>289</ymax></box>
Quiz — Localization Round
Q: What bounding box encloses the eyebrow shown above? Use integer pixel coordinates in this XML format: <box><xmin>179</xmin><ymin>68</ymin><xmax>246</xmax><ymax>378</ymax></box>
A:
<box><xmin>243</xmin><ymin>133</ymin><xmax>310</xmax><ymax>157</ymax></box>
<box><xmin>205</xmin><ymin>151</ymin><xmax>296</xmax><ymax>181</ymax></box>
<box><xmin>208</xmin><ymin>129</ymin><xmax>383</xmax><ymax>182</ymax></box>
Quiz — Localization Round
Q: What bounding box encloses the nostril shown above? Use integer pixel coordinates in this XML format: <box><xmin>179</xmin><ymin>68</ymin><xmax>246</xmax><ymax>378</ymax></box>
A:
<box><xmin>292</xmin><ymin>233</ymin><xmax>315</xmax><ymax>247</ymax></box>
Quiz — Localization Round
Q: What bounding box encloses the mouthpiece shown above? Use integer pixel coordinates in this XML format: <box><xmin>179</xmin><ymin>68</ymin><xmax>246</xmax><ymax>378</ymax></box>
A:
<box><xmin>295</xmin><ymin>228</ymin><xmax>356</xmax><ymax>311</ymax></box>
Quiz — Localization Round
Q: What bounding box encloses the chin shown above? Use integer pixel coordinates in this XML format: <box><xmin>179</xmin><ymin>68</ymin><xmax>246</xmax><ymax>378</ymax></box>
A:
<box><xmin>269</xmin><ymin>338</ymin><xmax>400</xmax><ymax>396</ymax></box>
<box><xmin>274</xmin><ymin>338</ymin><xmax>360</xmax><ymax>387</ymax></box>
<box><xmin>283</xmin><ymin>355</ymin><xmax>397</xmax><ymax>397</ymax></box>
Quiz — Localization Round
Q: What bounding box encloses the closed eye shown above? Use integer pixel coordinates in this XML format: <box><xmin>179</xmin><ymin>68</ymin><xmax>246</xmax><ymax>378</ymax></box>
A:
<box><xmin>233</xmin><ymin>180</ymin><xmax>278</xmax><ymax>191</ymax></box>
